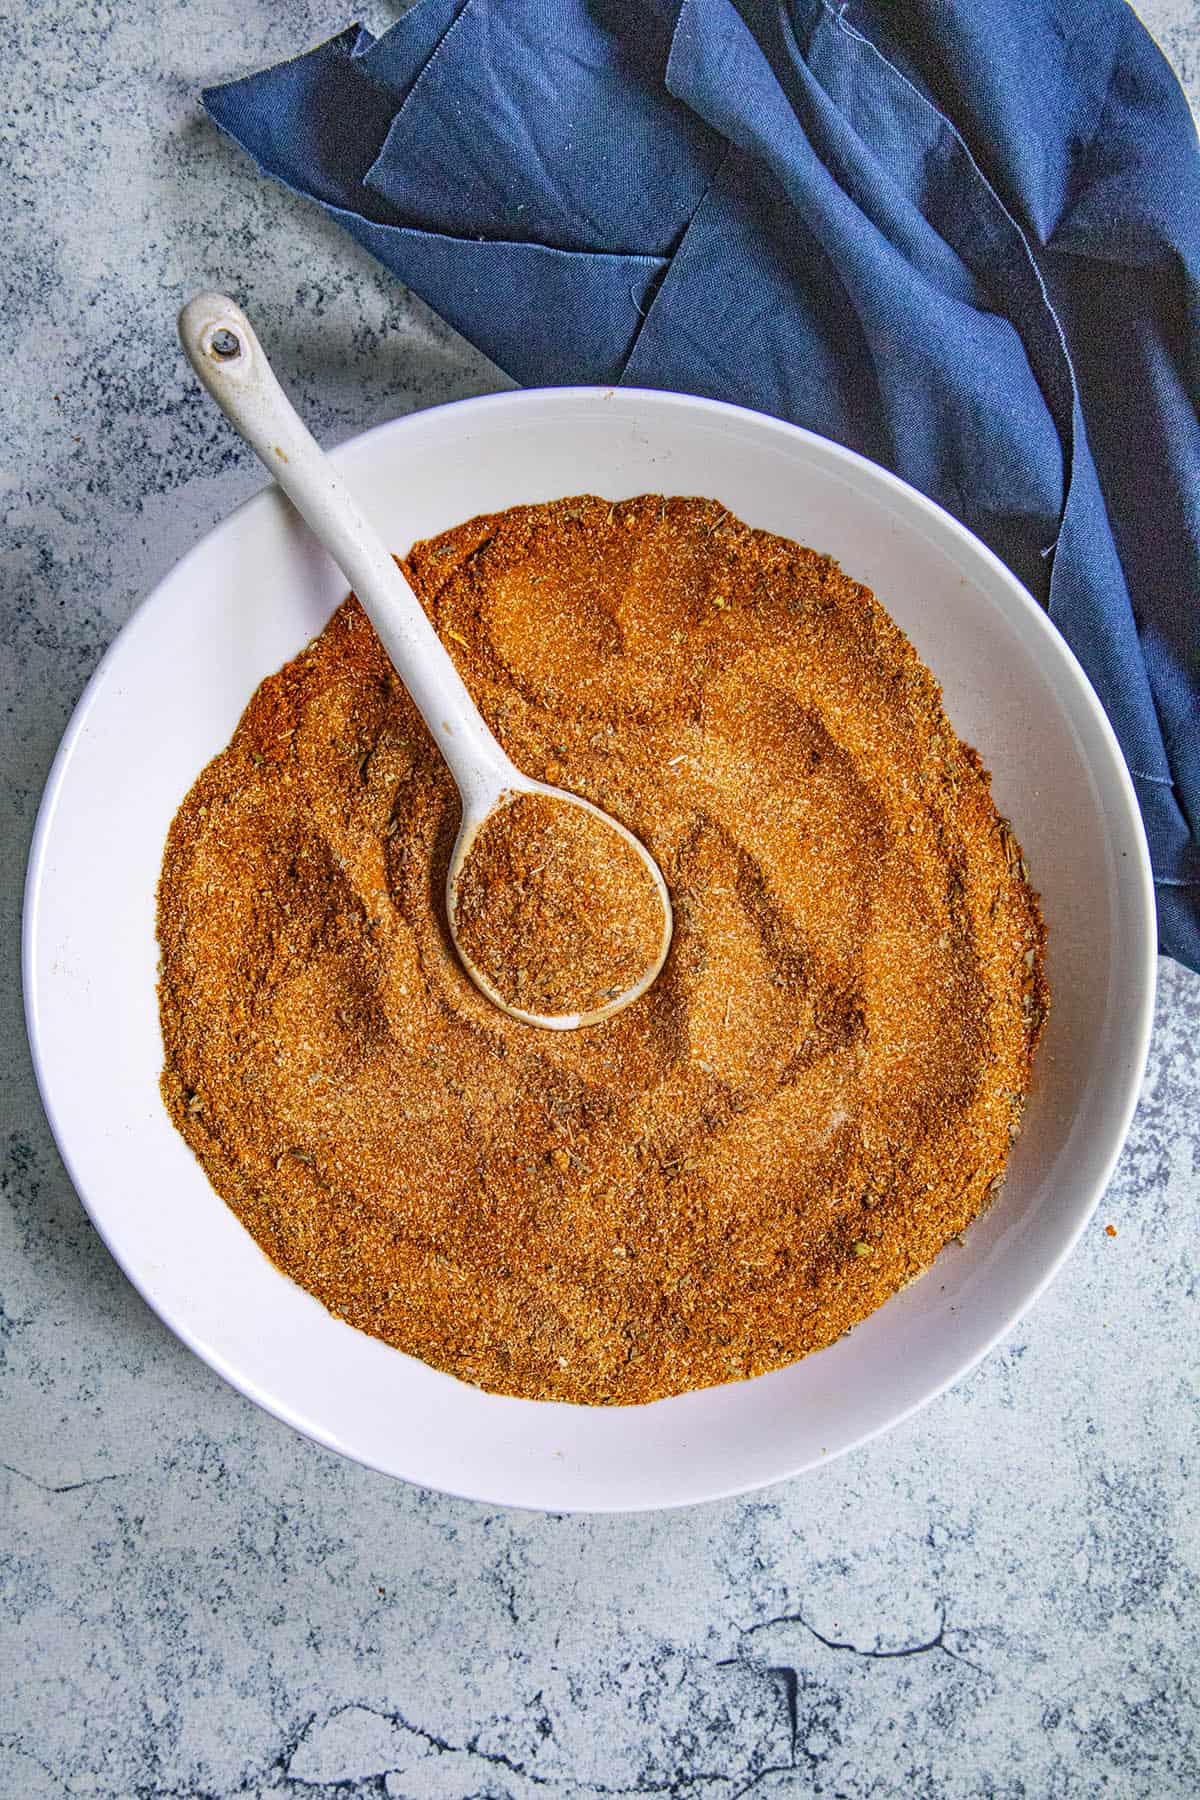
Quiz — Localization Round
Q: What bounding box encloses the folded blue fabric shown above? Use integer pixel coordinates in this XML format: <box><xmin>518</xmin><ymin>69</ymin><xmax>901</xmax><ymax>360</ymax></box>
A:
<box><xmin>204</xmin><ymin>0</ymin><xmax>1200</xmax><ymax>971</ymax></box>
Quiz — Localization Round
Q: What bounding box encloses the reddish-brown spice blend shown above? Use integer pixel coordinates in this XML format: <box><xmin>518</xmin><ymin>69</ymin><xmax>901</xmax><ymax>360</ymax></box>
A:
<box><xmin>452</xmin><ymin>792</ymin><xmax>665</xmax><ymax>1017</ymax></box>
<box><xmin>157</xmin><ymin>494</ymin><xmax>1048</xmax><ymax>1405</ymax></box>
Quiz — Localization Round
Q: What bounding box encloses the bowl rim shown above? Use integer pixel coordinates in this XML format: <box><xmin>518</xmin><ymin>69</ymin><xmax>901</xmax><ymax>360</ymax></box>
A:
<box><xmin>22</xmin><ymin>383</ymin><xmax>1158</xmax><ymax>1510</ymax></box>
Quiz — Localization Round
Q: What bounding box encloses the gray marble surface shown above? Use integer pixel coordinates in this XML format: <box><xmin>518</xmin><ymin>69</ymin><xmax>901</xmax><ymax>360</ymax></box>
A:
<box><xmin>3</xmin><ymin>2</ymin><xmax>1198</xmax><ymax>1794</ymax></box>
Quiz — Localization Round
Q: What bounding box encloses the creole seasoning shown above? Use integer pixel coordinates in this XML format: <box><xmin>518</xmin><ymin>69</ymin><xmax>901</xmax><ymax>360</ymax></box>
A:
<box><xmin>157</xmin><ymin>495</ymin><xmax>1047</xmax><ymax>1404</ymax></box>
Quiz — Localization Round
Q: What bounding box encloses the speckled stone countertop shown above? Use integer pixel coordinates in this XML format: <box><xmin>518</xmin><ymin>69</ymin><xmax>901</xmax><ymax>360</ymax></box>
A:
<box><xmin>3</xmin><ymin>4</ymin><xmax>1198</xmax><ymax>1795</ymax></box>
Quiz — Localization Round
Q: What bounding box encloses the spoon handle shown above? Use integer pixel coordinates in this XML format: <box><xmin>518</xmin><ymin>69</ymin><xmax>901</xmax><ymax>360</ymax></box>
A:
<box><xmin>178</xmin><ymin>292</ymin><xmax>513</xmax><ymax>812</ymax></box>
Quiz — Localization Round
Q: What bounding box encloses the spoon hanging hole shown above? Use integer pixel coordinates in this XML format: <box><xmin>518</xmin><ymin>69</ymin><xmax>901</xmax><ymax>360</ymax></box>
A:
<box><xmin>208</xmin><ymin>327</ymin><xmax>241</xmax><ymax>361</ymax></box>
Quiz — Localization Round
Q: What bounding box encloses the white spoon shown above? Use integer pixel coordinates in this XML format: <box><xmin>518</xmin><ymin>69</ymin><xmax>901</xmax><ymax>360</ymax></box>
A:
<box><xmin>178</xmin><ymin>293</ymin><xmax>672</xmax><ymax>1028</ymax></box>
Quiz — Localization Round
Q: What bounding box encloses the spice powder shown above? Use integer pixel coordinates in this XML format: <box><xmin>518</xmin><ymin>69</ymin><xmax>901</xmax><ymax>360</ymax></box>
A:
<box><xmin>157</xmin><ymin>495</ymin><xmax>1048</xmax><ymax>1405</ymax></box>
<box><xmin>452</xmin><ymin>792</ymin><xmax>665</xmax><ymax>1017</ymax></box>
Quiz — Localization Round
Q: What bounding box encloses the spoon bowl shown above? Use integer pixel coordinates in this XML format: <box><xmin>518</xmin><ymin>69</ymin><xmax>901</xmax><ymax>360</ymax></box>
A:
<box><xmin>447</xmin><ymin>779</ymin><xmax>672</xmax><ymax>1029</ymax></box>
<box><xmin>179</xmin><ymin>293</ymin><xmax>672</xmax><ymax>1026</ymax></box>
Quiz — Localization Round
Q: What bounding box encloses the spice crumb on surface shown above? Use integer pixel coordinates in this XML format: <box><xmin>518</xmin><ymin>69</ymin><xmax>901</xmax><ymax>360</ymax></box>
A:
<box><xmin>452</xmin><ymin>792</ymin><xmax>663</xmax><ymax>1017</ymax></box>
<box><xmin>157</xmin><ymin>493</ymin><xmax>1048</xmax><ymax>1405</ymax></box>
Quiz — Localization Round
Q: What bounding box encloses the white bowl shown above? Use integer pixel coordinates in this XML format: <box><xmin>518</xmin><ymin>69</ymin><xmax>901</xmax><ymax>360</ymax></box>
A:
<box><xmin>23</xmin><ymin>388</ymin><xmax>1156</xmax><ymax>1511</ymax></box>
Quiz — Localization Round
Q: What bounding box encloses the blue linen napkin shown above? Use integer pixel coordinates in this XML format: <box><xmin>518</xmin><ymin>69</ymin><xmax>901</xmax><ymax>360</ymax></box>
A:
<box><xmin>204</xmin><ymin>0</ymin><xmax>1200</xmax><ymax>972</ymax></box>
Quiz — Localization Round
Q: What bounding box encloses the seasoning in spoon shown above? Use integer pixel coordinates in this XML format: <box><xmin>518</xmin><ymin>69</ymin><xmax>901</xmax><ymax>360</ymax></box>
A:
<box><xmin>452</xmin><ymin>793</ymin><xmax>665</xmax><ymax>1018</ymax></box>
